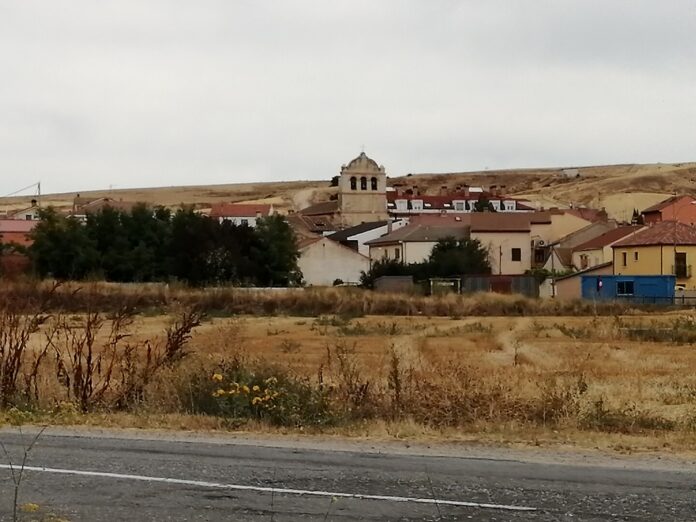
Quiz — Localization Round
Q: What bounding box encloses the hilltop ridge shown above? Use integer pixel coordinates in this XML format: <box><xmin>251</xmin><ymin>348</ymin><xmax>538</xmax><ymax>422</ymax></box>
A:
<box><xmin>1</xmin><ymin>162</ymin><xmax>695</xmax><ymax>221</ymax></box>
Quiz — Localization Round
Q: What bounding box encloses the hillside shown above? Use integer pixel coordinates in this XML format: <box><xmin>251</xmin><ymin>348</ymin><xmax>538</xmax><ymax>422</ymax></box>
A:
<box><xmin>1</xmin><ymin>162</ymin><xmax>695</xmax><ymax>221</ymax></box>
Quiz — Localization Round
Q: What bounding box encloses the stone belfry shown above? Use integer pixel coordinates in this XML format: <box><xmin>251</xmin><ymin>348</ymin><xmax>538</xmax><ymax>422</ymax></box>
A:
<box><xmin>337</xmin><ymin>152</ymin><xmax>389</xmax><ymax>227</ymax></box>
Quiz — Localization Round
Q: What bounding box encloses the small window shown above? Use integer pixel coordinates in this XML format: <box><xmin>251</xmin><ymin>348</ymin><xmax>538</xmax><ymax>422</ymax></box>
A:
<box><xmin>634</xmin><ymin>252</ymin><xmax>638</xmax><ymax>261</ymax></box>
<box><xmin>360</xmin><ymin>177</ymin><xmax>367</xmax><ymax>190</ymax></box>
<box><xmin>371</xmin><ymin>177</ymin><xmax>378</xmax><ymax>191</ymax></box>
<box><xmin>617</xmin><ymin>281</ymin><xmax>635</xmax><ymax>296</ymax></box>
<box><xmin>394</xmin><ymin>248</ymin><xmax>400</xmax><ymax>260</ymax></box>
<box><xmin>622</xmin><ymin>252</ymin><xmax>627</xmax><ymax>266</ymax></box>
<box><xmin>511</xmin><ymin>248</ymin><xmax>521</xmax><ymax>262</ymax></box>
<box><xmin>350</xmin><ymin>177</ymin><xmax>357</xmax><ymax>190</ymax></box>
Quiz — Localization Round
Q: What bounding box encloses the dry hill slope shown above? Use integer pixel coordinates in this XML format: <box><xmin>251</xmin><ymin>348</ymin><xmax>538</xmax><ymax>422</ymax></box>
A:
<box><xmin>1</xmin><ymin>162</ymin><xmax>695</xmax><ymax>220</ymax></box>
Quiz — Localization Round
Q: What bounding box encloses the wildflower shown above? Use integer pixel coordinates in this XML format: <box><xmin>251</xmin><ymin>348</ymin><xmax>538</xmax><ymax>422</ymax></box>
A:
<box><xmin>252</xmin><ymin>385</ymin><xmax>260</xmax><ymax>392</ymax></box>
<box><xmin>212</xmin><ymin>373</ymin><xmax>223</xmax><ymax>382</ymax></box>
<box><xmin>264</xmin><ymin>377</ymin><xmax>278</xmax><ymax>385</ymax></box>
<box><xmin>252</xmin><ymin>397</ymin><xmax>261</xmax><ymax>405</ymax></box>
<box><xmin>212</xmin><ymin>389</ymin><xmax>226</xmax><ymax>398</ymax></box>
<box><xmin>242</xmin><ymin>385</ymin><xmax>250</xmax><ymax>394</ymax></box>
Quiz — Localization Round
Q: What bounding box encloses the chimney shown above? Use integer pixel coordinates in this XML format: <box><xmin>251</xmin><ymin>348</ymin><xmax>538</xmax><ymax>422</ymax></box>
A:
<box><xmin>439</xmin><ymin>185</ymin><xmax>448</xmax><ymax>196</ymax></box>
<box><xmin>30</xmin><ymin>199</ymin><xmax>37</xmax><ymax>207</ymax></box>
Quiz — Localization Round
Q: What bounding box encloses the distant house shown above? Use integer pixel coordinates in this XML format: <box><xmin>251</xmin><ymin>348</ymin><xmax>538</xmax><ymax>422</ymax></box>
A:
<box><xmin>0</xmin><ymin>220</ymin><xmax>37</xmax><ymax>247</ymax></box>
<box><xmin>327</xmin><ymin>220</ymin><xmax>408</xmax><ymax>256</ymax></box>
<box><xmin>365</xmin><ymin>223</ymin><xmax>470</xmax><ymax>264</ymax></box>
<box><xmin>386</xmin><ymin>187</ymin><xmax>533</xmax><ymax>216</ymax></box>
<box><xmin>297</xmin><ymin>236</ymin><xmax>370</xmax><ymax>286</ymax></box>
<box><xmin>209</xmin><ymin>203</ymin><xmax>273</xmax><ymax>228</ymax></box>
<box><xmin>287</xmin><ymin>213</ymin><xmax>338</xmax><ymax>238</ymax></box>
<box><xmin>544</xmin><ymin>262</ymin><xmax>613</xmax><ymax>300</ymax></box>
<box><xmin>572</xmin><ymin>226</ymin><xmax>643</xmax><ymax>270</ymax></box>
<box><xmin>641</xmin><ymin>195</ymin><xmax>696</xmax><ymax>225</ymax></box>
<box><xmin>612</xmin><ymin>220</ymin><xmax>696</xmax><ymax>290</ymax></box>
<box><xmin>6</xmin><ymin>201</ymin><xmax>40</xmax><ymax>221</ymax></box>
<box><xmin>71</xmin><ymin>197</ymin><xmax>138</xmax><ymax>221</ymax></box>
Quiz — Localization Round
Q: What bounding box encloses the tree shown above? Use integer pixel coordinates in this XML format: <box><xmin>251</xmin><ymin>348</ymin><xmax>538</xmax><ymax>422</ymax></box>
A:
<box><xmin>29</xmin><ymin>208</ymin><xmax>99</xmax><ymax>280</ymax></box>
<box><xmin>359</xmin><ymin>258</ymin><xmax>412</xmax><ymax>288</ymax></box>
<box><xmin>473</xmin><ymin>198</ymin><xmax>496</xmax><ymax>212</ymax></box>
<box><xmin>253</xmin><ymin>215</ymin><xmax>302</xmax><ymax>286</ymax></box>
<box><xmin>424</xmin><ymin>237</ymin><xmax>490</xmax><ymax>277</ymax></box>
<box><xmin>330</xmin><ymin>175</ymin><xmax>340</xmax><ymax>187</ymax></box>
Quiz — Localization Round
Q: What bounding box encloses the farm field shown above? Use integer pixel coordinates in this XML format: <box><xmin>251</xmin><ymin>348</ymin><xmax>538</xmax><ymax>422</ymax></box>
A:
<box><xmin>6</xmin><ymin>288</ymin><xmax>696</xmax><ymax>454</ymax></box>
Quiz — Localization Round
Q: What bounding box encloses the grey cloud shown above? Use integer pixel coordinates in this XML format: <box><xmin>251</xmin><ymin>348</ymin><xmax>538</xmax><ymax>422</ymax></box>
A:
<box><xmin>0</xmin><ymin>1</ymin><xmax>695</xmax><ymax>195</ymax></box>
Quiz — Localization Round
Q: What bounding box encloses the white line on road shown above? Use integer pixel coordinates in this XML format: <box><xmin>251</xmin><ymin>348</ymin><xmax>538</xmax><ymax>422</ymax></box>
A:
<box><xmin>0</xmin><ymin>464</ymin><xmax>536</xmax><ymax>512</ymax></box>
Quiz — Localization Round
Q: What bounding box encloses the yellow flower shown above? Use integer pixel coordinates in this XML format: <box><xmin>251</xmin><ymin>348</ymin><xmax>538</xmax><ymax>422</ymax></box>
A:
<box><xmin>264</xmin><ymin>377</ymin><xmax>277</xmax><ymax>385</ymax></box>
<box><xmin>212</xmin><ymin>373</ymin><xmax>223</xmax><ymax>382</ymax></box>
<box><xmin>212</xmin><ymin>388</ymin><xmax>226</xmax><ymax>398</ymax></box>
<box><xmin>242</xmin><ymin>385</ymin><xmax>250</xmax><ymax>394</ymax></box>
<box><xmin>252</xmin><ymin>397</ymin><xmax>261</xmax><ymax>405</ymax></box>
<box><xmin>252</xmin><ymin>385</ymin><xmax>260</xmax><ymax>392</ymax></box>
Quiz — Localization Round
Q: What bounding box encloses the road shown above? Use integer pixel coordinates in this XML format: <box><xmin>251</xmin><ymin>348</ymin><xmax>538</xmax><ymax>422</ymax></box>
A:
<box><xmin>0</xmin><ymin>428</ymin><xmax>694</xmax><ymax>521</ymax></box>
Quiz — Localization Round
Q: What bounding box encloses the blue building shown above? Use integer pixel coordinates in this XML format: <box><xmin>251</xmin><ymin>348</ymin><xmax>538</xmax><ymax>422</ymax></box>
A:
<box><xmin>581</xmin><ymin>275</ymin><xmax>676</xmax><ymax>304</ymax></box>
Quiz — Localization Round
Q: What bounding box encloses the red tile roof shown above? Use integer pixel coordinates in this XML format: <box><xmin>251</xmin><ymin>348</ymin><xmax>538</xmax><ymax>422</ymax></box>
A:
<box><xmin>612</xmin><ymin>221</ymin><xmax>696</xmax><ymax>247</ymax></box>
<box><xmin>574</xmin><ymin>226</ymin><xmax>643</xmax><ymax>251</ymax></box>
<box><xmin>410</xmin><ymin>213</ymin><xmax>531</xmax><ymax>232</ymax></box>
<box><xmin>210</xmin><ymin>203</ymin><xmax>272</xmax><ymax>219</ymax></box>
<box><xmin>642</xmin><ymin>195</ymin><xmax>695</xmax><ymax>214</ymax></box>
<box><xmin>0</xmin><ymin>220</ymin><xmax>37</xmax><ymax>233</ymax></box>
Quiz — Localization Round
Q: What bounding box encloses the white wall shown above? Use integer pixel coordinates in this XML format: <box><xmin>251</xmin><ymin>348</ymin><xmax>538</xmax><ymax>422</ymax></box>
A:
<box><xmin>299</xmin><ymin>238</ymin><xmax>370</xmax><ymax>286</ymax></box>
<box><xmin>346</xmin><ymin>220</ymin><xmax>408</xmax><ymax>256</ymax></box>
<box><xmin>218</xmin><ymin>216</ymin><xmax>261</xmax><ymax>228</ymax></box>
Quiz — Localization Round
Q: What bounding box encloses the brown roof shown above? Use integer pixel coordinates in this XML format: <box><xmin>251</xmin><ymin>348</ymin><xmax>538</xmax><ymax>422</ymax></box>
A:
<box><xmin>365</xmin><ymin>224</ymin><xmax>470</xmax><ymax>246</ymax></box>
<box><xmin>0</xmin><ymin>220</ymin><xmax>36</xmax><ymax>234</ymax></box>
<box><xmin>76</xmin><ymin>198</ymin><xmax>138</xmax><ymax>215</ymax></box>
<box><xmin>612</xmin><ymin>221</ymin><xmax>696</xmax><ymax>247</ymax></box>
<box><xmin>210</xmin><ymin>203</ymin><xmax>272</xmax><ymax>218</ymax></box>
<box><xmin>299</xmin><ymin>200</ymin><xmax>339</xmax><ymax>216</ymax></box>
<box><xmin>574</xmin><ymin>226</ymin><xmax>643</xmax><ymax>251</ymax></box>
<box><xmin>409</xmin><ymin>212</ymin><xmax>531</xmax><ymax>232</ymax></box>
<box><xmin>642</xmin><ymin>195</ymin><xmax>695</xmax><ymax>214</ymax></box>
<box><xmin>287</xmin><ymin>214</ymin><xmax>336</xmax><ymax>236</ymax></box>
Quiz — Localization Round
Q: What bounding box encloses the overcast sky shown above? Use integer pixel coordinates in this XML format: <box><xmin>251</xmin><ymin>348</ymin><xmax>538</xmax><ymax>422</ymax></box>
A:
<box><xmin>1</xmin><ymin>1</ymin><xmax>695</xmax><ymax>196</ymax></box>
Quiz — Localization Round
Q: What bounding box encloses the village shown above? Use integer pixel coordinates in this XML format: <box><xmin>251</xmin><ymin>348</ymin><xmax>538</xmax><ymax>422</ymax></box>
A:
<box><xmin>0</xmin><ymin>151</ymin><xmax>694</xmax><ymax>304</ymax></box>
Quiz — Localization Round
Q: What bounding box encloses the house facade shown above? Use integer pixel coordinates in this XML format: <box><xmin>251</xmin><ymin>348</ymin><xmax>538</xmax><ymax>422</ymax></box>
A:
<box><xmin>641</xmin><ymin>195</ymin><xmax>696</xmax><ymax>225</ymax></box>
<box><xmin>297</xmin><ymin>236</ymin><xmax>370</xmax><ymax>286</ymax></box>
<box><xmin>0</xmin><ymin>220</ymin><xmax>37</xmax><ymax>247</ymax></box>
<box><xmin>327</xmin><ymin>219</ymin><xmax>408</xmax><ymax>256</ymax></box>
<box><xmin>612</xmin><ymin>221</ymin><xmax>696</xmax><ymax>289</ymax></box>
<box><xmin>571</xmin><ymin>226</ymin><xmax>643</xmax><ymax>270</ymax></box>
<box><xmin>366</xmin><ymin>224</ymin><xmax>470</xmax><ymax>264</ymax></box>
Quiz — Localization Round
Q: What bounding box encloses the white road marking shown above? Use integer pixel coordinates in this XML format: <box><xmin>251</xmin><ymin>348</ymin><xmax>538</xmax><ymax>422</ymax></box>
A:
<box><xmin>0</xmin><ymin>463</ymin><xmax>536</xmax><ymax>512</ymax></box>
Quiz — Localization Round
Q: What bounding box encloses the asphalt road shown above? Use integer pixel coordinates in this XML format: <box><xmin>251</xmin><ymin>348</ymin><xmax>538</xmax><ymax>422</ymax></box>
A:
<box><xmin>0</xmin><ymin>429</ymin><xmax>694</xmax><ymax>521</ymax></box>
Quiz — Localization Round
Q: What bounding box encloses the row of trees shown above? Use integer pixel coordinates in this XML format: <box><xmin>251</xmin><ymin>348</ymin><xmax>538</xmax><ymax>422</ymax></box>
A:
<box><xmin>360</xmin><ymin>238</ymin><xmax>491</xmax><ymax>287</ymax></box>
<box><xmin>28</xmin><ymin>206</ymin><xmax>302</xmax><ymax>286</ymax></box>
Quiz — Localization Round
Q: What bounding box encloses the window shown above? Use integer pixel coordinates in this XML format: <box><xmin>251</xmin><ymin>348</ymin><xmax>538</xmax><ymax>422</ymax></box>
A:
<box><xmin>580</xmin><ymin>254</ymin><xmax>588</xmax><ymax>269</ymax></box>
<box><xmin>511</xmin><ymin>248</ymin><xmax>521</xmax><ymax>262</ymax></box>
<box><xmin>534</xmin><ymin>249</ymin><xmax>546</xmax><ymax>264</ymax></box>
<box><xmin>360</xmin><ymin>177</ymin><xmax>367</xmax><ymax>190</ymax></box>
<box><xmin>350</xmin><ymin>177</ymin><xmax>357</xmax><ymax>190</ymax></box>
<box><xmin>617</xmin><ymin>281</ymin><xmax>635</xmax><ymax>296</ymax></box>
<box><xmin>622</xmin><ymin>252</ymin><xmax>627</xmax><ymax>266</ymax></box>
<box><xmin>634</xmin><ymin>252</ymin><xmax>639</xmax><ymax>261</ymax></box>
<box><xmin>25</xmin><ymin>215</ymin><xmax>32</xmax><ymax>220</ymax></box>
<box><xmin>675</xmin><ymin>252</ymin><xmax>688</xmax><ymax>278</ymax></box>
<box><xmin>394</xmin><ymin>248</ymin><xmax>400</xmax><ymax>260</ymax></box>
<box><xmin>411</xmin><ymin>200</ymin><xmax>423</xmax><ymax>211</ymax></box>
<box><xmin>371</xmin><ymin>177</ymin><xmax>378</xmax><ymax>191</ymax></box>
<box><xmin>453</xmin><ymin>201</ymin><xmax>465</xmax><ymax>212</ymax></box>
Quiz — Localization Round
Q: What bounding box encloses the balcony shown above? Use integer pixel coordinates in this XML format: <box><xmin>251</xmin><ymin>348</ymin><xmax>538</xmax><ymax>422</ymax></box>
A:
<box><xmin>671</xmin><ymin>265</ymin><xmax>692</xmax><ymax>279</ymax></box>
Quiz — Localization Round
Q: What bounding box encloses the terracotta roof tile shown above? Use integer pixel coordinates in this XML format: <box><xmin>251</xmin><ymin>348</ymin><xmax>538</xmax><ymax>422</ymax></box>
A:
<box><xmin>210</xmin><ymin>203</ymin><xmax>272</xmax><ymax>218</ymax></box>
<box><xmin>612</xmin><ymin>221</ymin><xmax>696</xmax><ymax>247</ymax></box>
<box><xmin>574</xmin><ymin>226</ymin><xmax>643</xmax><ymax>251</ymax></box>
<box><xmin>642</xmin><ymin>195</ymin><xmax>695</xmax><ymax>214</ymax></box>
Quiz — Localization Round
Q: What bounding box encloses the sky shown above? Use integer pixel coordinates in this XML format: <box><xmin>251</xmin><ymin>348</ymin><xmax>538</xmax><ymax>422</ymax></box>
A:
<box><xmin>1</xmin><ymin>1</ymin><xmax>695</xmax><ymax>196</ymax></box>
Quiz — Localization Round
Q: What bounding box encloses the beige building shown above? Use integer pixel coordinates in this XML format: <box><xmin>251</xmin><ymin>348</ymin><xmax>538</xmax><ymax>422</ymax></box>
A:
<box><xmin>571</xmin><ymin>226</ymin><xmax>643</xmax><ymax>270</ymax></box>
<box><xmin>337</xmin><ymin>152</ymin><xmax>389</xmax><ymax>227</ymax></box>
<box><xmin>297</xmin><ymin>236</ymin><xmax>370</xmax><ymax>286</ymax></box>
<box><xmin>366</xmin><ymin>224</ymin><xmax>469</xmax><ymax>264</ymax></box>
<box><xmin>544</xmin><ymin>262</ymin><xmax>613</xmax><ymax>299</ymax></box>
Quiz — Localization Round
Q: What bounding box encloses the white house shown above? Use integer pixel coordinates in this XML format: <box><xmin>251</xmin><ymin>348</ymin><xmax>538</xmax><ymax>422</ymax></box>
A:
<box><xmin>209</xmin><ymin>203</ymin><xmax>273</xmax><ymax>228</ymax></box>
<box><xmin>297</xmin><ymin>236</ymin><xmax>370</xmax><ymax>286</ymax></box>
<box><xmin>327</xmin><ymin>219</ymin><xmax>408</xmax><ymax>256</ymax></box>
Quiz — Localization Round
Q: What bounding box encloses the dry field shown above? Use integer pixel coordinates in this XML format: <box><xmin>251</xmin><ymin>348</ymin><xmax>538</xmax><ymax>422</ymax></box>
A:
<box><xmin>2</xmin><ymin>161</ymin><xmax>694</xmax><ymax>220</ymax></box>
<box><xmin>5</xmin><ymin>291</ymin><xmax>696</xmax><ymax>454</ymax></box>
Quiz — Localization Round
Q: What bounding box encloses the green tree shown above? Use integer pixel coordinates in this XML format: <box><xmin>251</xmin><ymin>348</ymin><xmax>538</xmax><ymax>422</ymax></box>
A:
<box><xmin>29</xmin><ymin>208</ymin><xmax>99</xmax><ymax>280</ymax></box>
<box><xmin>253</xmin><ymin>215</ymin><xmax>302</xmax><ymax>286</ymax></box>
<box><xmin>473</xmin><ymin>198</ymin><xmax>496</xmax><ymax>212</ymax></box>
<box><xmin>422</xmin><ymin>237</ymin><xmax>490</xmax><ymax>277</ymax></box>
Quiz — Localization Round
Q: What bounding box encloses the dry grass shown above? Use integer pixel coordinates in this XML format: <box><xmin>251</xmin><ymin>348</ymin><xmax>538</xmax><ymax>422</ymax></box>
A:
<box><xmin>5</xmin><ymin>297</ymin><xmax>696</xmax><ymax>453</ymax></box>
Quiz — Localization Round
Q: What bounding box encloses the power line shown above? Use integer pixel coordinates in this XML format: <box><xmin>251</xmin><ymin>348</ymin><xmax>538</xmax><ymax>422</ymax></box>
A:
<box><xmin>2</xmin><ymin>182</ymin><xmax>41</xmax><ymax>198</ymax></box>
